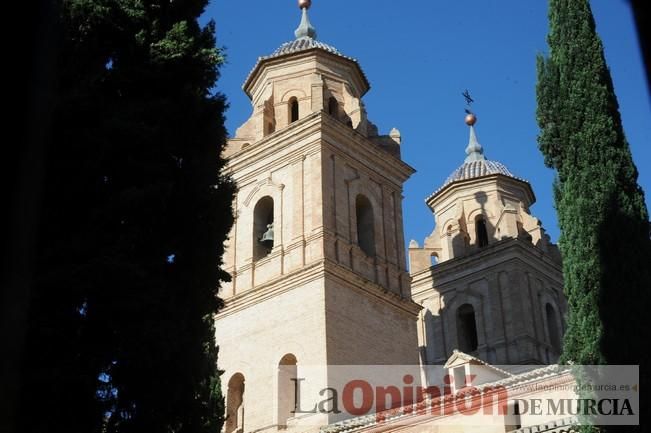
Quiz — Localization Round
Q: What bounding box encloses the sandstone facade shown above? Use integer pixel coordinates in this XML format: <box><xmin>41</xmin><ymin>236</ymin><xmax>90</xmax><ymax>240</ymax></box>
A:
<box><xmin>216</xmin><ymin>5</ymin><xmax>569</xmax><ymax>433</ymax></box>
<box><xmin>216</xmin><ymin>23</ymin><xmax>421</xmax><ymax>433</ymax></box>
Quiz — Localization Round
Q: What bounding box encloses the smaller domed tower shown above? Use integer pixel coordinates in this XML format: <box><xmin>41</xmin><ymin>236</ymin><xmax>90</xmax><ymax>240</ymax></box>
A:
<box><xmin>409</xmin><ymin>115</ymin><xmax>566</xmax><ymax>366</ymax></box>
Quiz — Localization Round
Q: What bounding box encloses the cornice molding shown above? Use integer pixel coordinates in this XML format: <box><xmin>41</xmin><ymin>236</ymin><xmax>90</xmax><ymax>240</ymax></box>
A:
<box><xmin>244</xmin><ymin>48</ymin><xmax>370</xmax><ymax>100</ymax></box>
<box><xmin>225</xmin><ymin>112</ymin><xmax>323</xmax><ymax>175</ymax></box>
<box><xmin>323</xmin><ymin>260</ymin><xmax>421</xmax><ymax>317</ymax></box>
<box><xmin>320</xmin><ymin>114</ymin><xmax>415</xmax><ymax>185</ymax></box>
<box><xmin>427</xmin><ymin>174</ymin><xmax>536</xmax><ymax>211</ymax></box>
<box><xmin>410</xmin><ymin>239</ymin><xmax>562</xmax><ymax>293</ymax></box>
<box><xmin>217</xmin><ymin>260</ymin><xmax>326</xmax><ymax>319</ymax></box>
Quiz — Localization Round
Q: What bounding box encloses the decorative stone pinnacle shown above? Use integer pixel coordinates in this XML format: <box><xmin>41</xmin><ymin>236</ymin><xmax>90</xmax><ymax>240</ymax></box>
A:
<box><xmin>295</xmin><ymin>1</ymin><xmax>317</xmax><ymax>39</ymax></box>
<box><xmin>390</xmin><ymin>127</ymin><xmax>401</xmax><ymax>145</ymax></box>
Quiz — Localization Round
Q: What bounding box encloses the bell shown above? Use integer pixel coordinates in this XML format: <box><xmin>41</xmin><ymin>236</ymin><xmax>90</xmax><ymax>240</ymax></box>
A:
<box><xmin>259</xmin><ymin>223</ymin><xmax>274</xmax><ymax>247</ymax></box>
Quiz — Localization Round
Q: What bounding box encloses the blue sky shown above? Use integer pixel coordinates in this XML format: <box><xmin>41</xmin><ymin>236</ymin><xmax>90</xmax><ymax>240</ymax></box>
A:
<box><xmin>203</xmin><ymin>0</ymin><xmax>650</xmax><ymax>248</ymax></box>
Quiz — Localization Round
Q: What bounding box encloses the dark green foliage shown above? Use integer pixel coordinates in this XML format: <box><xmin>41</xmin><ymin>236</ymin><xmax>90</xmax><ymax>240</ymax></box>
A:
<box><xmin>18</xmin><ymin>1</ymin><xmax>233</xmax><ymax>432</ymax></box>
<box><xmin>537</xmin><ymin>1</ymin><xmax>650</xmax><ymax>431</ymax></box>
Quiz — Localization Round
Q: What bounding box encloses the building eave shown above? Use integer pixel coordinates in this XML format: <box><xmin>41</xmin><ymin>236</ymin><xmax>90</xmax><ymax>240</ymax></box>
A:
<box><xmin>409</xmin><ymin>238</ymin><xmax>563</xmax><ymax>294</ymax></box>
<box><xmin>426</xmin><ymin>173</ymin><xmax>536</xmax><ymax>211</ymax></box>
<box><xmin>243</xmin><ymin>47</ymin><xmax>371</xmax><ymax>99</ymax></box>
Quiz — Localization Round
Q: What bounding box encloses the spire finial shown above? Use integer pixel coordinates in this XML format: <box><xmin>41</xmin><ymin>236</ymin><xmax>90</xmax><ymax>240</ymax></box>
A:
<box><xmin>464</xmin><ymin>113</ymin><xmax>485</xmax><ymax>162</ymax></box>
<box><xmin>295</xmin><ymin>0</ymin><xmax>317</xmax><ymax>39</ymax></box>
<box><xmin>461</xmin><ymin>89</ymin><xmax>485</xmax><ymax>162</ymax></box>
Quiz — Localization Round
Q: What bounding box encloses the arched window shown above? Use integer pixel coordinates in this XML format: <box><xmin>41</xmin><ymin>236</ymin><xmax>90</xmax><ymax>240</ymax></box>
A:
<box><xmin>431</xmin><ymin>253</ymin><xmax>439</xmax><ymax>266</ymax></box>
<box><xmin>476</xmin><ymin>216</ymin><xmax>489</xmax><ymax>248</ymax></box>
<box><xmin>225</xmin><ymin>373</ymin><xmax>245</xmax><ymax>433</ymax></box>
<box><xmin>289</xmin><ymin>97</ymin><xmax>299</xmax><ymax>123</ymax></box>
<box><xmin>457</xmin><ymin>304</ymin><xmax>478</xmax><ymax>353</ymax></box>
<box><xmin>546</xmin><ymin>303</ymin><xmax>561</xmax><ymax>354</ymax></box>
<box><xmin>253</xmin><ymin>196</ymin><xmax>274</xmax><ymax>261</ymax></box>
<box><xmin>278</xmin><ymin>354</ymin><xmax>298</xmax><ymax>427</ymax></box>
<box><xmin>356</xmin><ymin>195</ymin><xmax>376</xmax><ymax>257</ymax></box>
<box><xmin>328</xmin><ymin>96</ymin><xmax>338</xmax><ymax>118</ymax></box>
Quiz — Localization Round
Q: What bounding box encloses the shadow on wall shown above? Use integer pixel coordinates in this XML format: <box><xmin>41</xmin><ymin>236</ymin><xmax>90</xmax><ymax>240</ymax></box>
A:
<box><xmin>421</xmin><ymin>302</ymin><xmax>480</xmax><ymax>365</ymax></box>
<box><xmin>324</xmin><ymin>93</ymin><xmax>353</xmax><ymax>127</ymax></box>
<box><xmin>445</xmin><ymin>191</ymin><xmax>496</xmax><ymax>259</ymax></box>
<box><xmin>420</xmin><ymin>309</ymin><xmax>443</xmax><ymax>364</ymax></box>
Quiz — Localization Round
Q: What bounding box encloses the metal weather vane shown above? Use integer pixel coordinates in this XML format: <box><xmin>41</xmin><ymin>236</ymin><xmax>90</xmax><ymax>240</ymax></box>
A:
<box><xmin>462</xmin><ymin>90</ymin><xmax>478</xmax><ymax>127</ymax></box>
<box><xmin>462</xmin><ymin>89</ymin><xmax>475</xmax><ymax>114</ymax></box>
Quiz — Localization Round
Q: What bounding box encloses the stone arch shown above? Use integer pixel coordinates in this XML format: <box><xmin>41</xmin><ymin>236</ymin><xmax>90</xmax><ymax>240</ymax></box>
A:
<box><xmin>253</xmin><ymin>196</ymin><xmax>274</xmax><ymax>261</ymax></box>
<box><xmin>440</xmin><ymin>218</ymin><xmax>457</xmax><ymax>237</ymax></box>
<box><xmin>277</xmin><ymin>354</ymin><xmax>298</xmax><ymax>427</ymax></box>
<box><xmin>540</xmin><ymin>287</ymin><xmax>565</xmax><ymax>327</ymax></box>
<box><xmin>225</xmin><ymin>373</ymin><xmax>245</xmax><ymax>433</ymax></box>
<box><xmin>467</xmin><ymin>207</ymin><xmax>492</xmax><ymax>223</ymax></box>
<box><xmin>456</xmin><ymin>303</ymin><xmax>479</xmax><ymax>353</ymax></box>
<box><xmin>475</xmin><ymin>214</ymin><xmax>489</xmax><ymax>248</ymax></box>
<box><xmin>443</xmin><ymin>291</ymin><xmax>488</xmax><ymax>357</ymax></box>
<box><xmin>243</xmin><ymin>177</ymin><xmax>284</xmax><ymax>208</ymax></box>
<box><xmin>355</xmin><ymin>194</ymin><xmax>376</xmax><ymax>257</ymax></box>
<box><xmin>346</xmin><ymin>176</ymin><xmax>384</xmax><ymax>259</ymax></box>
<box><xmin>242</xmin><ymin>178</ymin><xmax>285</xmax><ymax>261</ymax></box>
<box><xmin>327</xmin><ymin>95</ymin><xmax>340</xmax><ymax>118</ymax></box>
<box><xmin>288</xmin><ymin>97</ymin><xmax>299</xmax><ymax>123</ymax></box>
<box><xmin>543</xmin><ymin>301</ymin><xmax>562</xmax><ymax>355</ymax></box>
<box><xmin>280</xmin><ymin>89</ymin><xmax>307</xmax><ymax>102</ymax></box>
<box><xmin>324</xmin><ymin>87</ymin><xmax>344</xmax><ymax>119</ymax></box>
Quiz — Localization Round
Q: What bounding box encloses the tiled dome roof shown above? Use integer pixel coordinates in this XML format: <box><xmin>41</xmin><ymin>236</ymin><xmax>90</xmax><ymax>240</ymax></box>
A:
<box><xmin>271</xmin><ymin>37</ymin><xmax>341</xmax><ymax>57</ymax></box>
<box><xmin>265</xmin><ymin>5</ymin><xmax>346</xmax><ymax>61</ymax></box>
<box><xmin>427</xmin><ymin>123</ymin><xmax>528</xmax><ymax>202</ymax></box>
<box><xmin>443</xmin><ymin>159</ymin><xmax>515</xmax><ymax>186</ymax></box>
<box><xmin>243</xmin><ymin>7</ymin><xmax>370</xmax><ymax>95</ymax></box>
<box><xmin>244</xmin><ymin>36</ymin><xmax>368</xmax><ymax>95</ymax></box>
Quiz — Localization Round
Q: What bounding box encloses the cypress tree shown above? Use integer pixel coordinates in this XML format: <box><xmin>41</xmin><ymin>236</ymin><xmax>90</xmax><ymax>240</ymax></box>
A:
<box><xmin>19</xmin><ymin>1</ymin><xmax>233</xmax><ymax>432</ymax></box>
<box><xmin>537</xmin><ymin>1</ymin><xmax>650</xmax><ymax>430</ymax></box>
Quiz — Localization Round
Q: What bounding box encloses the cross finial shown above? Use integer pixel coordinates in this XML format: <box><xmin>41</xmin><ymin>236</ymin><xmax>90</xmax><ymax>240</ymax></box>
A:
<box><xmin>462</xmin><ymin>89</ymin><xmax>474</xmax><ymax>107</ymax></box>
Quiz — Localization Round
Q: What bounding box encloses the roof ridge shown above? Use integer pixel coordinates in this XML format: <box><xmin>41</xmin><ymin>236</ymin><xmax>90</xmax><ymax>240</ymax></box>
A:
<box><xmin>320</xmin><ymin>364</ymin><xmax>572</xmax><ymax>433</ymax></box>
<box><xmin>444</xmin><ymin>349</ymin><xmax>514</xmax><ymax>377</ymax></box>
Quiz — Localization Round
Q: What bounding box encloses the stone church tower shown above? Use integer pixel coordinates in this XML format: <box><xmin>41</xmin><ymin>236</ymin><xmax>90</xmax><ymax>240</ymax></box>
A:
<box><xmin>215</xmin><ymin>2</ymin><xmax>421</xmax><ymax>432</ymax></box>
<box><xmin>408</xmin><ymin>114</ymin><xmax>566</xmax><ymax>367</ymax></box>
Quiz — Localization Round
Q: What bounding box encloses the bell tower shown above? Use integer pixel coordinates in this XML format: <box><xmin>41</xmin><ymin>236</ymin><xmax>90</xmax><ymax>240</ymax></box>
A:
<box><xmin>409</xmin><ymin>113</ymin><xmax>566</xmax><ymax>366</ymax></box>
<box><xmin>216</xmin><ymin>2</ymin><xmax>420</xmax><ymax>432</ymax></box>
